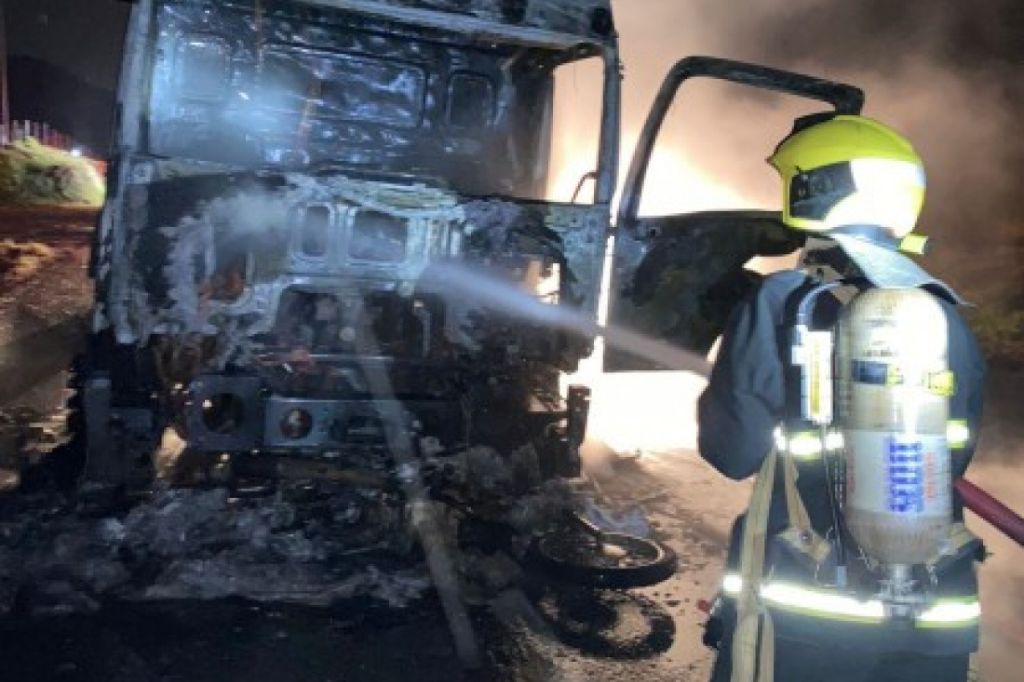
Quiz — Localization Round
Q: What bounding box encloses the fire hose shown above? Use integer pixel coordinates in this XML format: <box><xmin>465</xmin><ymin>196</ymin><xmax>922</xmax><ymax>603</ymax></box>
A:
<box><xmin>956</xmin><ymin>478</ymin><xmax>1024</xmax><ymax>549</ymax></box>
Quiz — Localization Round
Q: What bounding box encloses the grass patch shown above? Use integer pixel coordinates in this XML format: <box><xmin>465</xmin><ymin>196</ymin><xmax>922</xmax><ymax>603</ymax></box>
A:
<box><xmin>0</xmin><ymin>138</ymin><xmax>104</xmax><ymax>207</ymax></box>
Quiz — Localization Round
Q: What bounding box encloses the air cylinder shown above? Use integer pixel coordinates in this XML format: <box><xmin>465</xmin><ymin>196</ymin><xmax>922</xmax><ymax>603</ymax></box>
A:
<box><xmin>836</xmin><ymin>287</ymin><xmax>951</xmax><ymax>565</ymax></box>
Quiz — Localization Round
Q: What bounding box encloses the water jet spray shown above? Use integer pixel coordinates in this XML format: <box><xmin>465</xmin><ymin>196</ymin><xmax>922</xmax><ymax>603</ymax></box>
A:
<box><xmin>425</xmin><ymin>261</ymin><xmax>712</xmax><ymax>378</ymax></box>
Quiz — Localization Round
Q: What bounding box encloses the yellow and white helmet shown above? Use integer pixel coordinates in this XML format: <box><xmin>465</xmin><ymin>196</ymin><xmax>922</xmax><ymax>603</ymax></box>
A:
<box><xmin>769</xmin><ymin>115</ymin><xmax>928</xmax><ymax>254</ymax></box>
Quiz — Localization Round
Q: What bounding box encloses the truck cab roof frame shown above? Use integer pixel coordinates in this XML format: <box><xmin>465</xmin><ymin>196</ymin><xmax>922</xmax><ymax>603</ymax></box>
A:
<box><xmin>291</xmin><ymin>0</ymin><xmax>616</xmax><ymax>50</ymax></box>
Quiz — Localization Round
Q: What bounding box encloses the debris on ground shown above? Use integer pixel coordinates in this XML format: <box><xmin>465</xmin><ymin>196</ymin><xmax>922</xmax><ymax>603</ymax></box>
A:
<box><xmin>0</xmin><ymin>407</ymin><xmax>69</xmax><ymax>491</ymax></box>
<box><xmin>579</xmin><ymin>497</ymin><xmax>652</xmax><ymax>538</ymax></box>
<box><xmin>0</xmin><ymin>482</ymin><xmax>432</xmax><ymax>617</ymax></box>
<box><xmin>0</xmin><ymin>426</ymin><xmax>586</xmax><ymax>621</ymax></box>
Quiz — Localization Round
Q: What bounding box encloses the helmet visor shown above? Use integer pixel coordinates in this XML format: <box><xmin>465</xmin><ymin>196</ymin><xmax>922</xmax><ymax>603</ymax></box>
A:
<box><xmin>789</xmin><ymin>162</ymin><xmax>856</xmax><ymax>221</ymax></box>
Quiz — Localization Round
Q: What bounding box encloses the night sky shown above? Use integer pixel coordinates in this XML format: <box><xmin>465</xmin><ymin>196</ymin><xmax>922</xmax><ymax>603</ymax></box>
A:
<box><xmin>4</xmin><ymin>0</ymin><xmax>129</xmax><ymax>152</ymax></box>
<box><xmin>6</xmin><ymin>0</ymin><xmax>129</xmax><ymax>89</ymax></box>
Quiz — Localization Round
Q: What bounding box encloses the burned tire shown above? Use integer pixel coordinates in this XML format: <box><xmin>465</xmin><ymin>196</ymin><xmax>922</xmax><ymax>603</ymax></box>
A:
<box><xmin>528</xmin><ymin>530</ymin><xmax>678</xmax><ymax>589</ymax></box>
<box><xmin>16</xmin><ymin>352</ymin><xmax>90</xmax><ymax>493</ymax></box>
<box><xmin>67</xmin><ymin>337</ymin><xmax>161</xmax><ymax>489</ymax></box>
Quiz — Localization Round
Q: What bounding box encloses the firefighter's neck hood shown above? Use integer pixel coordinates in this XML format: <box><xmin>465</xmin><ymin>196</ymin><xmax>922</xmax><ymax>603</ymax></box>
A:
<box><xmin>803</xmin><ymin>232</ymin><xmax>965</xmax><ymax>304</ymax></box>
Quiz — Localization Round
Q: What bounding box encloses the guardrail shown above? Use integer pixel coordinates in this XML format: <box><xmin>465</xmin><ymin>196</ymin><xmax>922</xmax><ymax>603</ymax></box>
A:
<box><xmin>0</xmin><ymin>120</ymin><xmax>106</xmax><ymax>175</ymax></box>
<box><xmin>0</xmin><ymin>120</ymin><xmax>77</xmax><ymax>151</ymax></box>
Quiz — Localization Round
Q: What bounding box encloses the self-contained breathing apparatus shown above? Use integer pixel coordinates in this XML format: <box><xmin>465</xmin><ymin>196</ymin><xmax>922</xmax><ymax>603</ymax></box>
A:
<box><xmin>785</xmin><ymin>277</ymin><xmax>968</xmax><ymax>617</ymax></box>
<box><xmin>703</xmin><ymin>274</ymin><xmax>982</xmax><ymax>682</ymax></box>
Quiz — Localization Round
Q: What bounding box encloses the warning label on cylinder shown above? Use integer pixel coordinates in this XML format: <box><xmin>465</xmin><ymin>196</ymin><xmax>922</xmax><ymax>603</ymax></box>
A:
<box><xmin>886</xmin><ymin>437</ymin><xmax>925</xmax><ymax>513</ymax></box>
<box><xmin>846</xmin><ymin>431</ymin><xmax>950</xmax><ymax>518</ymax></box>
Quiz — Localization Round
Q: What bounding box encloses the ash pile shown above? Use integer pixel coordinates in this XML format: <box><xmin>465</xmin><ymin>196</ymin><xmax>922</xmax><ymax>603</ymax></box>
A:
<box><xmin>0</xmin><ymin>418</ymin><xmax>573</xmax><ymax>619</ymax></box>
<box><xmin>0</xmin><ymin>484</ymin><xmax>432</xmax><ymax>617</ymax></box>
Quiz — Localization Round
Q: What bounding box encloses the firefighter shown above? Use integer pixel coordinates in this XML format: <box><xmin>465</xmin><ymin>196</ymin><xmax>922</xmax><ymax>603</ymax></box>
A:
<box><xmin>698</xmin><ymin>114</ymin><xmax>985</xmax><ymax>682</ymax></box>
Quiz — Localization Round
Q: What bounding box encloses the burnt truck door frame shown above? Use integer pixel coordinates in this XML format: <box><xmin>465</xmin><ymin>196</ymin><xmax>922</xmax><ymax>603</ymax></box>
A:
<box><xmin>605</xmin><ymin>56</ymin><xmax>863</xmax><ymax>371</ymax></box>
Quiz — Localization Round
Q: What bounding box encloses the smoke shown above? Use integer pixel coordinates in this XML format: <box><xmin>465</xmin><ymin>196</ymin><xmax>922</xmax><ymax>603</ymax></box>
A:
<box><xmin>613</xmin><ymin>0</ymin><xmax>1023</xmax><ymax>280</ymax></box>
<box><xmin>967</xmin><ymin>366</ymin><xmax>1024</xmax><ymax>682</ymax></box>
<box><xmin>424</xmin><ymin>261</ymin><xmax>712</xmax><ymax>376</ymax></box>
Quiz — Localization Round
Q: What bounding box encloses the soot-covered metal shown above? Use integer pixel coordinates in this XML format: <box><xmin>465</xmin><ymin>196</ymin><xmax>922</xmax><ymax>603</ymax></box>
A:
<box><xmin>145</xmin><ymin>0</ymin><xmax>602</xmax><ymax>197</ymax></box>
<box><xmin>86</xmin><ymin>0</ymin><xmax>614</xmax><ymax>484</ymax></box>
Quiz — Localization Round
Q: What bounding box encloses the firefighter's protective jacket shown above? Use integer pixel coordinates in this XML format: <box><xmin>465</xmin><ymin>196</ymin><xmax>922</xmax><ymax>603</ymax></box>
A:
<box><xmin>698</xmin><ymin>269</ymin><xmax>985</xmax><ymax>655</ymax></box>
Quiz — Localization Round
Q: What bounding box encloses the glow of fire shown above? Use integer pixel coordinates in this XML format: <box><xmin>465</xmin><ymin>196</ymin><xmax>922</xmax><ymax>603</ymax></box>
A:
<box><xmin>556</xmin><ymin>147</ymin><xmax>771</xmax><ymax>455</ymax></box>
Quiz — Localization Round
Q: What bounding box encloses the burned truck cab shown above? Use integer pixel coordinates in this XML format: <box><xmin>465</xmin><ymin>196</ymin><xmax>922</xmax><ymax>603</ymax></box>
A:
<box><xmin>83</xmin><ymin>0</ymin><xmax>620</xmax><ymax>484</ymax></box>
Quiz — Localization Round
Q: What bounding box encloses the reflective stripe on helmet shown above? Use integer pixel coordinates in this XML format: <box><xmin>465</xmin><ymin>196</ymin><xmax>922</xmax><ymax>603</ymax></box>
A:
<box><xmin>789</xmin><ymin>158</ymin><xmax>925</xmax><ymax>229</ymax></box>
<box><xmin>721</xmin><ymin>573</ymin><xmax>979</xmax><ymax>627</ymax></box>
<box><xmin>850</xmin><ymin>158</ymin><xmax>926</xmax><ymax>193</ymax></box>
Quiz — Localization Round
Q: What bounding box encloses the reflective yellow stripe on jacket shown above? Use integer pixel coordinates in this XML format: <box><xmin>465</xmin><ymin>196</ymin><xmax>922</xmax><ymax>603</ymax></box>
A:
<box><xmin>722</xmin><ymin>573</ymin><xmax>980</xmax><ymax>628</ymax></box>
<box><xmin>774</xmin><ymin>420</ymin><xmax>971</xmax><ymax>460</ymax></box>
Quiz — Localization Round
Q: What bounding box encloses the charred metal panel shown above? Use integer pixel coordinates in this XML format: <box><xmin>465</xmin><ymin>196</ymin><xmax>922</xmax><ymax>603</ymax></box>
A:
<box><xmin>187</xmin><ymin>375</ymin><xmax>264</xmax><ymax>451</ymax></box>
<box><xmin>606</xmin><ymin>211</ymin><xmax>804</xmax><ymax>370</ymax></box>
<box><xmin>262</xmin><ymin>395</ymin><xmax>464</xmax><ymax>451</ymax></box>
<box><xmin>145</xmin><ymin>0</ymin><xmax>587</xmax><ymax>199</ymax></box>
<box><xmin>108</xmin><ymin>169</ymin><xmax>605</xmax><ymax>372</ymax></box>
<box><xmin>299</xmin><ymin>0</ymin><xmax>616</xmax><ymax>45</ymax></box>
<box><xmin>460</xmin><ymin>198</ymin><xmax>606</xmax><ymax>314</ymax></box>
<box><xmin>92</xmin><ymin>0</ymin><xmax>615</xmax><ymax>468</ymax></box>
<box><xmin>606</xmin><ymin>56</ymin><xmax>862</xmax><ymax>372</ymax></box>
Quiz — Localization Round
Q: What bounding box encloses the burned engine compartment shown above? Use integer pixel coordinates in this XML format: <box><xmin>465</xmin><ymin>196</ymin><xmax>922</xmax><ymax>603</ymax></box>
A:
<box><xmin>90</xmin><ymin>168</ymin><xmax>605</xmax><ymax>477</ymax></box>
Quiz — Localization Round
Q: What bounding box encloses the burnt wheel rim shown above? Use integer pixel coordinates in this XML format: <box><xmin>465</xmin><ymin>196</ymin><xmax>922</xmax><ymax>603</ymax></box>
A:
<box><xmin>539</xmin><ymin>532</ymin><xmax>662</xmax><ymax>569</ymax></box>
<box><xmin>530</xmin><ymin>531</ymin><xmax>678</xmax><ymax>589</ymax></box>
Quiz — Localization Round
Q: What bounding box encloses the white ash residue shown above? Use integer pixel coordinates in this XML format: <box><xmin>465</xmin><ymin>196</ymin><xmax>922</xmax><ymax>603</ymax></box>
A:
<box><xmin>0</xmin><ymin>484</ymin><xmax>429</xmax><ymax>616</ymax></box>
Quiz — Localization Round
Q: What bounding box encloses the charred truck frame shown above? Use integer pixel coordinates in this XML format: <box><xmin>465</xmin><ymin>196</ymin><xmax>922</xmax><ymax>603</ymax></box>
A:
<box><xmin>81</xmin><ymin>2</ymin><xmax>865</xmax><ymax>587</ymax></box>
<box><xmin>83</xmin><ymin>0</ymin><xmax>621</xmax><ymax>484</ymax></box>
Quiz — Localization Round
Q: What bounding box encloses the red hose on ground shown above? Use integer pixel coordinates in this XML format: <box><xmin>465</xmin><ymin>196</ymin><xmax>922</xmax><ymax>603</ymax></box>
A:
<box><xmin>955</xmin><ymin>478</ymin><xmax>1024</xmax><ymax>549</ymax></box>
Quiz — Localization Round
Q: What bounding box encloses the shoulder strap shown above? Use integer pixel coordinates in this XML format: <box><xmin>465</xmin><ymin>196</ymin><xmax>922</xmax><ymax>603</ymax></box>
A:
<box><xmin>731</xmin><ymin>444</ymin><xmax>835</xmax><ymax>682</ymax></box>
<box><xmin>731</xmin><ymin>446</ymin><xmax>777</xmax><ymax>682</ymax></box>
<box><xmin>777</xmin><ymin>448</ymin><xmax>834</xmax><ymax>565</ymax></box>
